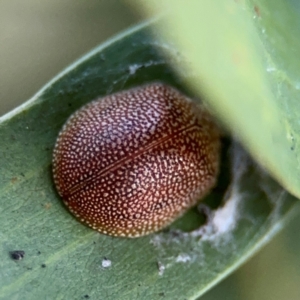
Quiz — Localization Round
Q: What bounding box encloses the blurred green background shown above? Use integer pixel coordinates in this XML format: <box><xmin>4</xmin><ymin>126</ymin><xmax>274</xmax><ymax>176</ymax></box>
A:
<box><xmin>1</xmin><ymin>1</ymin><xmax>300</xmax><ymax>299</ymax></box>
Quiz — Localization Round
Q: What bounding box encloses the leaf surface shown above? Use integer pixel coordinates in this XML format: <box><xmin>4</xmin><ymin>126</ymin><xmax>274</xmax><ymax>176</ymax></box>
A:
<box><xmin>137</xmin><ymin>0</ymin><xmax>300</xmax><ymax>199</ymax></box>
<box><xmin>0</xmin><ymin>21</ymin><xmax>298</xmax><ymax>300</ymax></box>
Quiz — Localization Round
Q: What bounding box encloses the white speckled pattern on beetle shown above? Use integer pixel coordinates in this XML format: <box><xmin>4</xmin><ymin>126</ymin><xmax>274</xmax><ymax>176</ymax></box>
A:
<box><xmin>52</xmin><ymin>83</ymin><xmax>220</xmax><ymax>237</ymax></box>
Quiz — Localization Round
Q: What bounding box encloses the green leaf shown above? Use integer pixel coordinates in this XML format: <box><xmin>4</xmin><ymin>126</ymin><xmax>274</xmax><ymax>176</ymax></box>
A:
<box><xmin>136</xmin><ymin>0</ymin><xmax>300</xmax><ymax>199</ymax></box>
<box><xmin>0</xmin><ymin>20</ymin><xmax>298</xmax><ymax>299</ymax></box>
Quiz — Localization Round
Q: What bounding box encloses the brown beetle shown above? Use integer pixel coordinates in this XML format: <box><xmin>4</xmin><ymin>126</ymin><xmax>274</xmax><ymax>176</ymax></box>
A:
<box><xmin>53</xmin><ymin>83</ymin><xmax>220</xmax><ymax>237</ymax></box>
